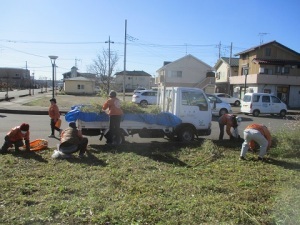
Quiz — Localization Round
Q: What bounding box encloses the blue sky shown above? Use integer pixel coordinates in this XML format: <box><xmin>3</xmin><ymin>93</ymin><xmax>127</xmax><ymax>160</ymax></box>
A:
<box><xmin>1</xmin><ymin>0</ymin><xmax>300</xmax><ymax>80</ymax></box>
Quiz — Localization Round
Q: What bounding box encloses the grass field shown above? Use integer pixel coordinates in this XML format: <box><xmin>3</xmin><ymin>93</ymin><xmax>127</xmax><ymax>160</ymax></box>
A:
<box><xmin>0</xmin><ymin>132</ymin><xmax>299</xmax><ymax>224</ymax></box>
<box><xmin>1</xmin><ymin>95</ymin><xmax>299</xmax><ymax>224</ymax></box>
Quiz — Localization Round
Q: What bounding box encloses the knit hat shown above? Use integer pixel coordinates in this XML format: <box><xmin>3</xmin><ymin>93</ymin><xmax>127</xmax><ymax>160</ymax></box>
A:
<box><xmin>69</xmin><ymin>122</ymin><xmax>77</xmax><ymax>128</ymax></box>
<box><xmin>109</xmin><ymin>90</ymin><xmax>117</xmax><ymax>98</ymax></box>
<box><xmin>50</xmin><ymin>98</ymin><xmax>56</xmax><ymax>103</ymax></box>
<box><xmin>20</xmin><ymin>123</ymin><xmax>29</xmax><ymax>131</ymax></box>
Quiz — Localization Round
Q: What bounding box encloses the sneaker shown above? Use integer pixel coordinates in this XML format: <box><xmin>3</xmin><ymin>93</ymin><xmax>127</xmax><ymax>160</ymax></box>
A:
<box><xmin>48</xmin><ymin>134</ymin><xmax>55</xmax><ymax>138</ymax></box>
<box><xmin>239</xmin><ymin>156</ymin><xmax>246</xmax><ymax>161</ymax></box>
<box><xmin>257</xmin><ymin>157</ymin><xmax>264</xmax><ymax>161</ymax></box>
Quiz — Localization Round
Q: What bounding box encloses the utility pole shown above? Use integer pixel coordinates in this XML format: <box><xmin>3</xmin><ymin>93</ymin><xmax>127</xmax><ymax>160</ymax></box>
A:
<box><xmin>227</xmin><ymin>42</ymin><xmax>232</xmax><ymax>95</ymax></box>
<box><xmin>105</xmin><ymin>36</ymin><xmax>114</xmax><ymax>95</ymax></box>
<box><xmin>123</xmin><ymin>20</ymin><xmax>127</xmax><ymax>101</ymax></box>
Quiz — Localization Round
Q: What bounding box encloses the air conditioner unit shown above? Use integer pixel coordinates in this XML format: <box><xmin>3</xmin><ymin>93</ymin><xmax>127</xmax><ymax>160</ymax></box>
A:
<box><xmin>259</xmin><ymin>68</ymin><xmax>264</xmax><ymax>73</ymax></box>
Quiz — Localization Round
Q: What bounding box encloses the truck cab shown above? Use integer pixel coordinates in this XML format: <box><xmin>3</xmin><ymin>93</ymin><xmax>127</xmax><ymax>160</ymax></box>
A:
<box><xmin>158</xmin><ymin>87</ymin><xmax>212</xmax><ymax>141</ymax></box>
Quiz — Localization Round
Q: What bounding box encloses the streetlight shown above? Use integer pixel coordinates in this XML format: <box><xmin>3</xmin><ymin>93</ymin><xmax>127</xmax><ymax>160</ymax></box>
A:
<box><xmin>49</xmin><ymin>55</ymin><xmax>58</xmax><ymax>99</ymax></box>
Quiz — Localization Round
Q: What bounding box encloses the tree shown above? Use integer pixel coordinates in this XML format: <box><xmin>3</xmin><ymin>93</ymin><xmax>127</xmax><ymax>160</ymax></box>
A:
<box><xmin>87</xmin><ymin>48</ymin><xmax>119</xmax><ymax>95</ymax></box>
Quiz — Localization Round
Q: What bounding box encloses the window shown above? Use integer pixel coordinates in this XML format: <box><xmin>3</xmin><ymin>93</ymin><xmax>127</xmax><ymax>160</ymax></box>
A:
<box><xmin>242</xmin><ymin>67</ymin><xmax>249</xmax><ymax>75</ymax></box>
<box><xmin>169</xmin><ymin>71</ymin><xmax>182</xmax><ymax>78</ymax></box>
<box><xmin>265</xmin><ymin>48</ymin><xmax>271</xmax><ymax>56</ymax></box>
<box><xmin>283</xmin><ymin>67</ymin><xmax>290</xmax><ymax>74</ymax></box>
<box><xmin>181</xmin><ymin>91</ymin><xmax>208</xmax><ymax>111</ymax></box>
<box><xmin>275</xmin><ymin>66</ymin><xmax>282</xmax><ymax>74</ymax></box>
<box><xmin>77</xmin><ymin>84</ymin><xmax>84</xmax><ymax>89</ymax></box>
<box><xmin>216</xmin><ymin>72</ymin><xmax>220</xmax><ymax>80</ymax></box>
<box><xmin>262</xmin><ymin>96</ymin><xmax>270</xmax><ymax>103</ymax></box>
<box><xmin>271</xmin><ymin>96</ymin><xmax>281</xmax><ymax>103</ymax></box>
<box><xmin>253</xmin><ymin>95</ymin><xmax>260</xmax><ymax>102</ymax></box>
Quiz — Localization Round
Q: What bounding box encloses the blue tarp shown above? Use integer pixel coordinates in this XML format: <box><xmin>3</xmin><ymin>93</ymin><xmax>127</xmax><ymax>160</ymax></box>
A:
<box><xmin>65</xmin><ymin>105</ymin><xmax>182</xmax><ymax>127</ymax></box>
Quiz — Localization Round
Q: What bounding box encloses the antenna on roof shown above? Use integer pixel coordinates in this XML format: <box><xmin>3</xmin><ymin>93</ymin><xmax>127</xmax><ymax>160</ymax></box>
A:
<box><xmin>258</xmin><ymin>33</ymin><xmax>269</xmax><ymax>45</ymax></box>
<box><xmin>75</xmin><ymin>58</ymin><xmax>82</xmax><ymax>68</ymax></box>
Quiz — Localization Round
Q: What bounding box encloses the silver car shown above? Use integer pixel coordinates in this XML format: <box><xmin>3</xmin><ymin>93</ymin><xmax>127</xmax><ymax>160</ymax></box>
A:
<box><xmin>206</xmin><ymin>93</ymin><xmax>232</xmax><ymax>116</ymax></box>
<box><xmin>213</xmin><ymin>93</ymin><xmax>241</xmax><ymax>106</ymax></box>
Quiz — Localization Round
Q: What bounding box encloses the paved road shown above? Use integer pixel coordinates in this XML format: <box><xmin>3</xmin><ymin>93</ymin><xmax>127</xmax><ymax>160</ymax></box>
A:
<box><xmin>0</xmin><ymin>89</ymin><xmax>298</xmax><ymax>149</ymax></box>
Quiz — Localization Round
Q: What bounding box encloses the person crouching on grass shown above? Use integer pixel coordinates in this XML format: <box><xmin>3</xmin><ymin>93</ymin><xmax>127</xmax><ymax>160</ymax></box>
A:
<box><xmin>218</xmin><ymin>114</ymin><xmax>240</xmax><ymax>141</ymax></box>
<box><xmin>0</xmin><ymin>123</ymin><xmax>30</xmax><ymax>154</ymax></box>
<box><xmin>240</xmin><ymin>123</ymin><xmax>271</xmax><ymax>161</ymax></box>
<box><xmin>52</xmin><ymin>122</ymin><xmax>88</xmax><ymax>159</ymax></box>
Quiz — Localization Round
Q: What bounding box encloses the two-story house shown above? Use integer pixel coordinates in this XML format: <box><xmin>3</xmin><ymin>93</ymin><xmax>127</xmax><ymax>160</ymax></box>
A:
<box><xmin>156</xmin><ymin>54</ymin><xmax>215</xmax><ymax>93</ymax></box>
<box><xmin>114</xmin><ymin>70</ymin><xmax>153</xmax><ymax>92</ymax></box>
<box><xmin>214</xmin><ymin>57</ymin><xmax>239</xmax><ymax>97</ymax></box>
<box><xmin>230</xmin><ymin>41</ymin><xmax>300</xmax><ymax>108</ymax></box>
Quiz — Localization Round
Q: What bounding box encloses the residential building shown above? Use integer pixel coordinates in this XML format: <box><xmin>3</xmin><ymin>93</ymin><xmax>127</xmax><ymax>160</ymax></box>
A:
<box><xmin>214</xmin><ymin>57</ymin><xmax>239</xmax><ymax>98</ymax></box>
<box><xmin>114</xmin><ymin>70</ymin><xmax>153</xmax><ymax>92</ymax></box>
<box><xmin>64</xmin><ymin>77</ymin><xmax>96</xmax><ymax>95</ymax></box>
<box><xmin>156</xmin><ymin>54</ymin><xmax>214</xmax><ymax>93</ymax></box>
<box><xmin>230</xmin><ymin>40</ymin><xmax>300</xmax><ymax>108</ymax></box>
<box><xmin>0</xmin><ymin>67</ymin><xmax>31</xmax><ymax>90</ymax></box>
<box><xmin>62</xmin><ymin>66</ymin><xmax>96</xmax><ymax>80</ymax></box>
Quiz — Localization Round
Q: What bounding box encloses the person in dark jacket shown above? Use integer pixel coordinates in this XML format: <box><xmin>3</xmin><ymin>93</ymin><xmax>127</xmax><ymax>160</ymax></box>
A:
<box><xmin>218</xmin><ymin>114</ymin><xmax>240</xmax><ymax>140</ymax></box>
<box><xmin>0</xmin><ymin>123</ymin><xmax>30</xmax><ymax>154</ymax></box>
<box><xmin>52</xmin><ymin>122</ymin><xmax>88</xmax><ymax>159</ymax></box>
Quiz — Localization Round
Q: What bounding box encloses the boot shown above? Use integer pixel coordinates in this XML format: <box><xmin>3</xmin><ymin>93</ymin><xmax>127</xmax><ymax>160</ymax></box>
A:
<box><xmin>15</xmin><ymin>146</ymin><xmax>20</xmax><ymax>153</ymax></box>
<box><xmin>0</xmin><ymin>143</ymin><xmax>9</xmax><ymax>154</ymax></box>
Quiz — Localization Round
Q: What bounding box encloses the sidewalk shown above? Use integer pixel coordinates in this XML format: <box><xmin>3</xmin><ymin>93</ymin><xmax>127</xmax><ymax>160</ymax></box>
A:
<box><xmin>0</xmin><ymin>92</ymin><xmax>300</xmax><ymax>116</ymax></box>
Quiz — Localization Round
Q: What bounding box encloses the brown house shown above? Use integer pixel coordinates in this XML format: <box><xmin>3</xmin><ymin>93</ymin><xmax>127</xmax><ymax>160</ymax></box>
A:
<box><xmin>230</xmin><ymin>40</ymin><xmax>300</xmax><ymax>108</ymax></box>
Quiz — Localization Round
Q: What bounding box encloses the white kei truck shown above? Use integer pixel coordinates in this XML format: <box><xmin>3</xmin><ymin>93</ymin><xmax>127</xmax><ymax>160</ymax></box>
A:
<box><xmin>67</xmin><ymin>87</ymin><xmax>212</xmax><ymax>143</ymax></box>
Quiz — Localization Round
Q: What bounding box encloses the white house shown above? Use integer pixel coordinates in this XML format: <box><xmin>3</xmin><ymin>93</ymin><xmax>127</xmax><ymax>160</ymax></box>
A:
<box><xmin>155</xmin><ymin>54</ymin><xmax>214</xmax><ymax>92</ymax></box>
<box><xmin>64</xmin><ymin>77</ymin><xmax>95</xmax><ymax>95</ymax></box>
<box><xmin>114</xmin><ymin>70</ymin><xmax>153</xmax><ymax>92</ymax></box>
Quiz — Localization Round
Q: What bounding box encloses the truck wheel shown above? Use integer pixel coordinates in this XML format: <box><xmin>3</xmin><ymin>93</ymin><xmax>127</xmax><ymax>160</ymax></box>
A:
<box><xmin>178</xmin><ymin>127</ymin><xmax>194</xmax><ymax>142</ymax></box>
<box><xmin>112</xmin><ymin>133</ymin><xmax>124</xmax><ymax>145</ymax></box>
<box><xmin>253</xmin><ymin>110</ymin><xmax>260</xmax><ymax>117</ymax></box>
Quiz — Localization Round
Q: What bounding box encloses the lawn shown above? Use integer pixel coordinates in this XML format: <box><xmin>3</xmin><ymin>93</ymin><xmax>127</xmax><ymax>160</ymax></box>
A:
<box><xmin>0</xmin><ymin>136</ymin><xmax>299</xmax><ymax>224</ymax></box>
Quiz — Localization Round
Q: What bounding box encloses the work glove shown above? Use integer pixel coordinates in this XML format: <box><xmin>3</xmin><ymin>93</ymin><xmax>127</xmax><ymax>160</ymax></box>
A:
<box><xmin>25</xmin><ymin>140</ymin><xmax>30</xmax><ymax>152</ymax></box>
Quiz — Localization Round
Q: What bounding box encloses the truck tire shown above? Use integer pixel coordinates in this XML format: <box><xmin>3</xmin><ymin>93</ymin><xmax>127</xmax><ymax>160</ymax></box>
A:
<box><xmin>178</xmin><ymin>127</ymin><xmax>194</xmax><ymax>142</ymax></box>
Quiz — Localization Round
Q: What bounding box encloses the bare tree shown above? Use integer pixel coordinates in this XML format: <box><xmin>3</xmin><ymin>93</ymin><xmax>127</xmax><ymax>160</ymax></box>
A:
<box><xmin>87</xmin><ymin>48</ymin><xmax>119</xmax><ymax>95</ymax></box>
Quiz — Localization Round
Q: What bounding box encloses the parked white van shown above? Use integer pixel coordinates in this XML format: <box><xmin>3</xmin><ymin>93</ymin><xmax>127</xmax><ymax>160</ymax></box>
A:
<box><xmin>241</xmin><ymin>93</ymin><xmax>287</xmax><ymax>117</ymax></box>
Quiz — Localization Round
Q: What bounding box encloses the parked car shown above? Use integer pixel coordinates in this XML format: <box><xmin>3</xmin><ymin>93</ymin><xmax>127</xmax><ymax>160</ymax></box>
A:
<box><xmin>133</xmin><ymin>87</ymin><xmax>146</xmax><ymax>93</ymax></box>
<box><xmin>213</xmin><ymin>93</ymin><xmax>241</xmax><ymax>106</ymax></box>
<box><xmin>205</xmin><ymin>93</ymin><xmax>232</xmax><ymax>116</ymax></box>
<box><xmin>241</xmin><ymin>93</ymin><xmax>287</xmax><ymax>117</ymax></box>
<box><xmin>132</xmin><ymin>90</ymin><xmax>158</xmax><ymax>107</ymax></box>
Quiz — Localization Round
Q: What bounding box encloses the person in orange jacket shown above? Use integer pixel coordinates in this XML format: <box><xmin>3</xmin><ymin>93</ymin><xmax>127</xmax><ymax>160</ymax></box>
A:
<box><xmin>0</xmin><ymin>123</ymin><xmax>30</xmax><ymax>154</ymax></box>
<box><xmin>102</xmin><ymin>90</ymin><xmax>123</xmax><ymax>144</ymax></box>
<box><xmin>48</xmin><ymin>98</ymin><xmax>62</xmax><ymax>138</ymax></box>
<box><xmin>218</xmin><ymin>114</ymin><xmax>240</xmax><ymax>140</ymax></box>
<box><xmin>240</xmin><ymin>123</ymin><xmax>272</xmax><ymax>161</ymax></box>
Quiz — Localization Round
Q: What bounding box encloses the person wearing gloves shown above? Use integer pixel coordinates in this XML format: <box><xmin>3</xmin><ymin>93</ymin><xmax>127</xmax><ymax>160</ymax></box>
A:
<box><xmin>52</xmin><ymin>122</ymin><xmax>88</xmax><ymax>159</ymax></box>
<box><xmin>102</xmin><ymin>90</ymin><xmax>123</xmax><ymax>144</ymax></box>
<box><xmin>48</xmin><ymin>98</ymin><xmax>62</xmax><ymax>138</ymax></box>
<box><xmin>0</xmin><ymin>123</ymin><xmax>30</xmax><ymax>154</ymax></box>
<box><xmin>218</xmin><ymin>114</ymin><xmax>240</xmax><ymax>140</ymax></box>
<box><xmin>240</xmin><ymin>123</ymin><xmax>272</xmax><ymax>161</ymax></box>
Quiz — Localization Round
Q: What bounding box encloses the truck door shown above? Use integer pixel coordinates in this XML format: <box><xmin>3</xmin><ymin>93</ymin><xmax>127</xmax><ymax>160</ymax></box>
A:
<box><xmin>179</xmin><ymin>90</ymin><xmax>211</xmax><ymax>129</ymax></box>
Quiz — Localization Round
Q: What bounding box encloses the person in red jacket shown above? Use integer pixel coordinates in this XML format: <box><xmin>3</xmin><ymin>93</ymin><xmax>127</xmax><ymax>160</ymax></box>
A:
<box><xmin>240</xmin><ymin>123</ymin><xmax>272</xmax><ymax>161</ymax></box>
<box><xmin>0</xmin><ymin>123</ymin><xmax>30</xmax><ymax>154</ymax></box>
<box><xmin>218</xmin><ymin>114</ymin><xmax>240</xmax><ymax>140</ymax></box>
<box><xmin>102</xmin><ymin>90</ymin><xmax>123</xmax><ymax>144</ymax></box>
<box><xmin>48</xmin><ymin>98</ymin><xmax>62</xmax><ymax>138</ymax></box>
